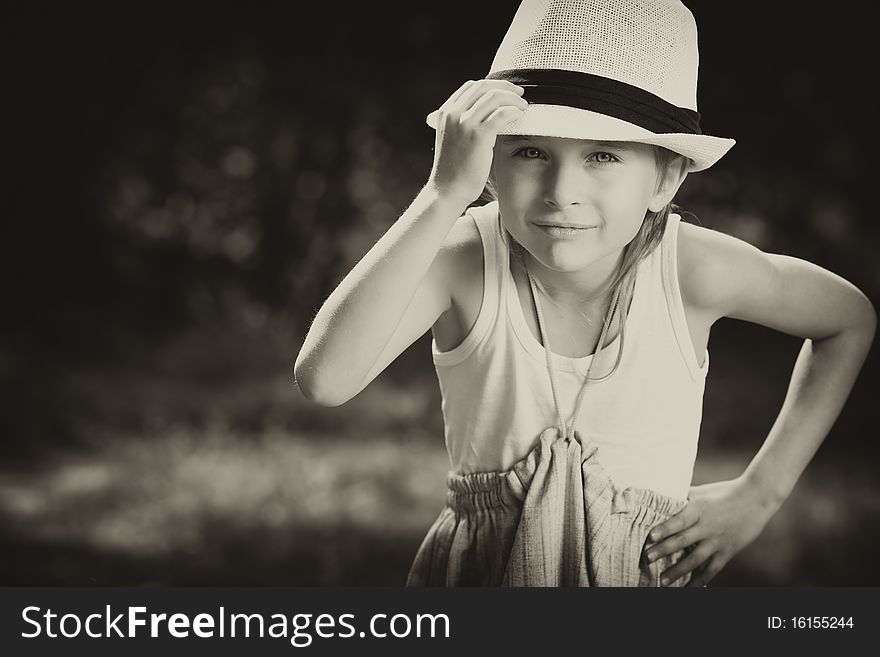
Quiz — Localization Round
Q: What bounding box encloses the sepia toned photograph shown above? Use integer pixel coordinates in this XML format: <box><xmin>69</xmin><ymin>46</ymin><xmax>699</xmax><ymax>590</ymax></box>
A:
<box><xmin>3</xmin><ymin>0</ymin><xmax>878</xmax><ymax>588</ymax></box>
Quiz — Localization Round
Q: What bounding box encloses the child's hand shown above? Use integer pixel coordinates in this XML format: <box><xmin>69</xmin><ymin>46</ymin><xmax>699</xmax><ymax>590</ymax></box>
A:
<box><xmin>427</xmin><ymin>79</ymin><xmax>528</xmax><ymax>207</ymax></box>
<box><xmin>642</xmin><ymin>477</ymin><xmax>780</xmax><ymax>587</ymax></box>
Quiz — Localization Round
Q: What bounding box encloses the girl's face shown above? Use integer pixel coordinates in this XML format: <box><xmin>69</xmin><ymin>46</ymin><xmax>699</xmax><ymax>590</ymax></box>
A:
<box><xmin>491</xmin><ymin>135</ymin><xmax>670</xmax><ymax>276</ymax></box>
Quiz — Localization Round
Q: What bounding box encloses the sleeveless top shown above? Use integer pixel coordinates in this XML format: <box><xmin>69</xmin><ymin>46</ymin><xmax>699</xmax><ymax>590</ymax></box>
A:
<box><xmin>430</xmin><ymin>200</ymin><xmax>709</xmax><ymax>501</ymax></box>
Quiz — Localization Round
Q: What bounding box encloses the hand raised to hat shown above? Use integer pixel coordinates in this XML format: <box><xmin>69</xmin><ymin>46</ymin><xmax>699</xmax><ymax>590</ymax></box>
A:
<box><xmin>642</xmin><ymin>477</ymin><xmax>779</xmax><ymax>587</ymax></box>
<box><xmin>427</xmin><ymin>79</ymin><xmax>528</xmax><ymax>208</ymax></box>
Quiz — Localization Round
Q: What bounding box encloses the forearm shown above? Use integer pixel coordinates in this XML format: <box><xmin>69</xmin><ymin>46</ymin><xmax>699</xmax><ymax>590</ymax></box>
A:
<box><xmin>741</xmin><ymin>320</ymin><xmax>876</xmax><ymax>510</ymax></box>
<box><xmin>294</xmin><ymin>182</ymin><xmax>467</xmax><ymax>404</ymax></box>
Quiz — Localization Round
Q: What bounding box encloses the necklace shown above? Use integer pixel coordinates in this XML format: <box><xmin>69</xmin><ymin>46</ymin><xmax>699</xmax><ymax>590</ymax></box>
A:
<box><xmin>512</xmin><ymin>243</ymin><xmax>617</xmax><ymax>330</ymax></box>
<box><xmin>524</xmin><ymin>262</ymin><xmax>626</xmax><ymax>441</ymax></box>
<box><xmin>529</xmin><ymin>278</ymin><xmax>615</xmax><ymax>352</ymax></box>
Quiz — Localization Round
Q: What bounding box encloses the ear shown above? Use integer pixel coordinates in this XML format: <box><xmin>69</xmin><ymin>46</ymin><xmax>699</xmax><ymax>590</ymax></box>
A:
<box><xmin>648</xmin><ymin>156</ymin><xmax>689</xmax><ymax>213</ymax></box>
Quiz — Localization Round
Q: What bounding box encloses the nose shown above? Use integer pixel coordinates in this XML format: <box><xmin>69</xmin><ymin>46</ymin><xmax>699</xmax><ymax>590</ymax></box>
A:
<box><xmin>543</xmin><ymin>161</ymin><xmax>587</xmax><ymax>209</ymax></box>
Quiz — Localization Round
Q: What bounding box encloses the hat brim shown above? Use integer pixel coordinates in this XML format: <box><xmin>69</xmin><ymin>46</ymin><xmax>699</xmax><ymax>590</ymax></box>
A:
<box><xmin>426</xmin><ymin>104</ymin><xmax>734</xmax><ymax>172</ymax></box>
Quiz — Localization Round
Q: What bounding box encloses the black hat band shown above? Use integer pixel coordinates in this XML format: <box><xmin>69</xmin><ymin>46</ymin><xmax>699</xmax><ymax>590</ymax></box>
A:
<box><xmin>487</xmin><ymin>68</ymin><xmax>702</xmax><ymax>135</ymax></box>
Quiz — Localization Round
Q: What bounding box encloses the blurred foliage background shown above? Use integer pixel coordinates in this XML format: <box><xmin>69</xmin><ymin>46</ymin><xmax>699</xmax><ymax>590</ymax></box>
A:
<box><xmin>2</xmin><ymin>0</ymin><xmax>878</xmax><ymax>585</ymax></box>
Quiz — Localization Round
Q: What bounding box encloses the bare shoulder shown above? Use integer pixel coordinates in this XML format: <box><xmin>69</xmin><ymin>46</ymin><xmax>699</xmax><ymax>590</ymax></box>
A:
<box><xmin>675</xmin><ymin>219</ymin><xmax>873</xmax><ymax>340</ymax></box>
<box><xmin>440</xmin><ymin>210</ymin><xmax>484</xmax><ymax>289</ymax></box>
<box><xmin>675</xmin><ymin>219</ymin><xmax>768</xmax><ymax>323</ymax></box>
<box><xmin>432</xmin><ymin>211</ymin><xmax>485</xmax><ymax>351</ymax></box>
<box><xmin>444</xmin><ymin>210</ymin><xmax>484</xmax><ymax>259</ymax></box>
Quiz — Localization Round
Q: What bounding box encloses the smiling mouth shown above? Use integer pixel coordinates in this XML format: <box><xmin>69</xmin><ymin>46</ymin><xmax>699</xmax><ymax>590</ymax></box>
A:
<box><xmin>536</xmin><ymin>224</ymin><xmax>596</xmax><ymax>239</ymax></box>
<box><xmin>536</xmin><ymin>223</ymin><xmax>597</xmax><ymax>229</ymax></box>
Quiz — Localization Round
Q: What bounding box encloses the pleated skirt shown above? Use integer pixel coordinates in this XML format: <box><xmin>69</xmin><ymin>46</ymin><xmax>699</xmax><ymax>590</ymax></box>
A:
<box><xmin>406</xmin><ymin>426</ymin><xmax>693</xmax><ymax>587</ymax></box>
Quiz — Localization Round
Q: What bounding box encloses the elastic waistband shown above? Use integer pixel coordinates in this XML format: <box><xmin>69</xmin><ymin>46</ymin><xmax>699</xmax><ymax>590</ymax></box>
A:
<box><xmin>445</xmin><ymin>469</ymin><xmax>522</xmax><ymax>514</ymax></box>
<box><xmin>443</xmin><ymin>429</ymin><xmax>688</xmax><ymax>524</ymax></box>
<box><xmin>609</xmin><ymin>485</ymin><xmax>687</xmax><ymax>526</ymax></box>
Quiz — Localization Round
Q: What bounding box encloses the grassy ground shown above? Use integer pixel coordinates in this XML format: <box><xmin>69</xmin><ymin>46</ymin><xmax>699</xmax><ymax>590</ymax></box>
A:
<box><xmin>1</xmin><ymin>316</ymin><xmax>877</xmax><ymax>585</ymax></box>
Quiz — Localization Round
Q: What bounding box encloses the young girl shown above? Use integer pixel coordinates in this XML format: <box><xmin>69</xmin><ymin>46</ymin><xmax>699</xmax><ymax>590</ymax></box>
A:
<box><xmin>294</xmin><ymin>0</ymin><xmax>876</xmax><ymax>586</ymax></box>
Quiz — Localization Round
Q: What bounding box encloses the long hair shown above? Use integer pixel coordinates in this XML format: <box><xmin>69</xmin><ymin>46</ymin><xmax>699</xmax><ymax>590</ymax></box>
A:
<box><xmin>477</xmin><ymin>145</ymin><xmax>687</xmax><ymax>380</ymax></box>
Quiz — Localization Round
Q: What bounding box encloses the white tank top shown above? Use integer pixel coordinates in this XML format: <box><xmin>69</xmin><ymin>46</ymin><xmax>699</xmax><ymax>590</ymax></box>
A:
<box><xmin>431</xmin><ymin>200</ymin><xmax>709</xmax><ymax>500</ymax></box>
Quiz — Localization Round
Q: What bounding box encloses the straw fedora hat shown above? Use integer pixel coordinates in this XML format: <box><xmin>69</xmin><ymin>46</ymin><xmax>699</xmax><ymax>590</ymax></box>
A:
<box><xmin>426</xmin><ymin>0</ymin><xmax>735</xmax><ymax>172</ymax></box>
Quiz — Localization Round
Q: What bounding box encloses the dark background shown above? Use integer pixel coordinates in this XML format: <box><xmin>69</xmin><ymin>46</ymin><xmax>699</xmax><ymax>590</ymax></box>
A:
<box><xmin>2</xmin><ymin>0</ymin><xmax>878</xmax><ymax>585</ymax></box>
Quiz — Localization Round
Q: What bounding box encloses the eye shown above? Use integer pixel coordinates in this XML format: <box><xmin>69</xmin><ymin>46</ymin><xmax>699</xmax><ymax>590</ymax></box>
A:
<box><xmin>513</xmin><ymin>146</ymin><xmax>544</xmax><ymax>160</ymax></box>
<box><xmin>590</xmin><ymin>151</ymin><xmax>621</xmax><ymax>165</ymax></box>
